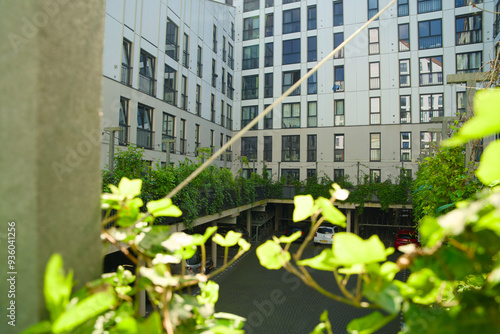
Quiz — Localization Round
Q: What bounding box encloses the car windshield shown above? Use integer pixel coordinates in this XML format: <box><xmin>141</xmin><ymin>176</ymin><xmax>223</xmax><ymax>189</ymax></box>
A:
<box><xmin>398</xmin><ymin>233</ymin><xmax>414</xmax><ymax>239</ymax></box>
<box><xmin>318</xmin><ymin>227</ymin><xmax>333</xmax><ymax>234</ymax></box>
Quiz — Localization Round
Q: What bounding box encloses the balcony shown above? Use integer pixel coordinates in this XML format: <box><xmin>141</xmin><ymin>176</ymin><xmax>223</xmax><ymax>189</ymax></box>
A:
<box><xmin>420</xmin><ymin>110</ymin><xmax>443</xmax><ymax>123</ymax></box>
<box><xmin>118</xmin><ymin>125</ymin><xmax>129</xmax><ymax>145</ymax></box>
<box><xmin>419</xmin><ymin>73</ymin><xmax>443</xmax><ymax>86</ymax></box>
<box><xmin>138</xmin><ymin>74</ymin><xmax>156</xmax><ymax>96</ymax></box>
<box><xmin>136</xmin><ymin>128</ymin><xmax>154</xmax><ymax>149</ymax></box>
<box><xmin>456</xmin><ymin>30</ymin><xmax>482</xmax><ymax>45</ymax></box>
<box><xmin>121</xmin><ymin>64</ymin><xmax>132</xmax><ymax>85</ymax></box>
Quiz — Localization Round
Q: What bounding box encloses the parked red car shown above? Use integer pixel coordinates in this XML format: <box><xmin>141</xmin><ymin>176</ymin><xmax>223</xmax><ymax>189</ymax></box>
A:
<box><xmin>394</xmin><ymin>229</ymin><xmax>420</xmax><ymax>250</ymax></box>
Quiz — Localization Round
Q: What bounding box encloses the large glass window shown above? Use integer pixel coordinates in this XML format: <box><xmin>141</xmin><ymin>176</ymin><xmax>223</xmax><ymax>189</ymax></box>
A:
<box><xmin>368</xmin><ymin>0</ymin><xmax>378</xmax><ymax>19</ymax></box>
<box><xmin>307</xmin><ymin>135</ymin><xmax>317</xmax><ymax>162</ymax></box>
<box><xmin>180</xmin><ymin>119</ymin><xmax>186</xmax><ymax>155</ymax></box>
<box><xmin>456</xmin><ymin>0</ymin><xmax>482</xmax><ymax>7</ymax></box>
<box><xmin>282</xmin><ymin>135</ymin><xmax>300</xmax><ymax>162</ymax></box>
<box><xmin>457</xmin><ymin>51</ymin><xmax>482</xmax><ymax>74</ymax></box>
<box><xmin>213</xmin><ymin>25</ymin><xmax>217</xmax><ymax>51</ymax></box>
<box><xmin>283</xmin><ymin>39</ymin><xmax>300</xmax><ymax>64</ymax></box>
<box><xmin>308</xmin><ymin>6</ymin><xmax>317</xmax><ymax>30</ymax></box>
<box><xmin>370</xmin><ymin>97</ymin><xmax>381</xmax><ymax>124</ymax></box>
<box><xmin>182</xmin><ymin>33</ymin><xmax>189</xmax><ymax>68</ymax></box>
<box><xmin>369</xmin><ymin>28</ymin><xmax>379</xmax><ymax>55</ymax></box>
<box><xmin>370</xmin><ymin>169</ymin><xmax>381</xmax><ymax>183</ymax></box>
<box><xmin>420</xmin><ymin>131</ymin><xmax>441</xmax><ymax>157</ymax></box>
<box><xmin>164</xmin><ymin>65</ymin><xmax>177</xmax><ymax>105</ymax></box>
<box><xmin>333</xmin><ymin>0</ymin><xmax>343</xmax><ymax>26</ymax></box>
<box><xmin>195</xmin><ymin>84</ymin><xmax>201</xmax><ymax>116</ymax></box>
<box><xmin>243</xmin><ymin>16</ymin><xmax>259</xmax><ymax>41</ymax></box>
<box><xmin>334</xmin><ymin>134</ymin><xmax>344</xmax><ymax>162</ymax></box>
<box><xmin>166</xmin><ymin>18</ymin><xmax>179</xmax><ymax>60</ymax></box>
<box><xmin>242</xmin><ymin>45</ymin><xmax>259</xmax><ymax>70</ymax></box>
<box><xmin>399</xmin><ymin>23</ymin><xmax>410</xmax><ymax>52</ymax></box>
<box><xmin>264</xmin><ymin>106</ymin><xmax>273</xmax><ymax>129</ymax></box>
<box><xmin>228</xmin><ymin>43</ymin><xmax>234</xmax><ymax>70</ymax></box>
<box><xmin>334</xmin><ymin>169</ymin><xmax>344</xmax><ymax>183</ymax></box>
<box><xmin>370</xmin><ymin>133</ymin><xmax>381</xmax><ymax>162</ymax></box>
<box><xmin>121</xmin><ymin>39</ymin><xmax>132</xmax><ymax>85</ymax></box>
<box><xmin>335</xmin><ymin>100</ymin><xmax>344</xmax><ymax>126</ymax></box>
<box><xmin>264</xmin><ymin>136</ymin><xmax>272</xmax><ymax>162</ymax></box>
<box><xmin>282</xmin><ymin>102</ymin><xmax>300</xmax><ymax>128</ymax></box>
<box><xmin>401</xmin><ymin>132</ymin><xmax>411</xmax><ymax>162</ymax></box>
<box><xmin>242</xmin><ymin>75</ymin><xmax>259</xmax><ymax>100</ymax></box>
<box><xmin>242</xmin><ymin>106</ymin><xmax>258</xmax><ymax>130</ymax></box>
<box><xmin>419</xmin><ymin>56</ymin><xmax>443</xmax><ymax>86</ymax></box>
<box><xmin>334</xmin><ymin>33</ymin><xmax>344</xmax><ymax>58</ymax></box>
<box><xmin>398</xmin><ymin>0</ymin><xmax>409</xmax><ymax>17</ymax></box>
<box><xmin>400</xmin><ymin>95</ymin><xmax>411</xmax><ymax>123</ymax></box>
<box><xmin>283</xmin><ymin>8</ymin><xmax>300</xmax><ymax>34</ymax></box>
<box><xmin>243</xmin><ymin>0</ymin><xmax>259</xmax><ymax>12</ymax></box>
<box><xmin>281</xmin><ymin>169</ymin><xmax>300</xmax><ymax>183</ymax></box>
<box><xmin>265</xmin><ymin>73</ymin><xmax>273</xmax><ymax>98</ymax></box>
<box><xmin>119</xmin><ymin>97</ymin><xmax>129</xmax><ymax>145</ymax></box>
<box><xmin>197</xmin><ymin>46</ymin><xmax>203</xmax><ymax>77</ymax></box>
<box><xmin>227</xmin><ymin>73</ymin><xmax>234</xmax><ymax>100</ymax></box>
<box><xmin>456</xmin><ymin>14</ymin><xmax>482</xmax><ymax>45</ymax></box>
<box><xmin>308</xmin><ymin>36</ymin><xmax>317</xmax><ymax>62</ymax></box>
<box><xmin>307</xmin><ymin>101</ymin><xmax>317</xmax><ymax>127</ymax></box>
<box><xmin>308</xmin><ymin>70</ymin><xmax>317</xmax><ymax>94</ymax></box>
<box><xmin>399</xmin><ymin>59</ymin><xmax>411</xmax><ymax>87</ymax></box>
<box><xmin>162</xmin><ymin>113</ymin><xmax>175</xmax><ymax>153</ymax></box>
<box><xmin>194</xmin><ymin>124</ymin><xmax>200</xmax><ymax>156</ymax></box>
<box><xmin>420</xmin><ymin>93</ymin><xmax>443</xmax><ymax>123</ymax></box>
<box><xmin>265</xmin><ymin>13</ymin><xmax>274</xmax><ymax>37</ymax></box>
<box><xmin>241</xmin><ymin>137</ymin><xmax>257</xmax><ymax>160</ymax></box>
<box><xmin>418</xmin><ymin>0</ymin><xmax>441</xmax><ymax>14</ymax></box>
<box><xmin>137</xmin><ymin>104</ymin><xmax>154</xmax><ymax>149</ymax></box>
<box><xmin>265</xmin><ymin>42</ymin><xmax>273</xmax><ymax>67</ymax></box>
<box><xmin>180</xmin><ymin>75</ymin><xmax>187</xmax><ymax>110</ymax></box>
<box><xmin>418</xmin><ymin>19</ymin><xmax>442</xmax><ymax>49</ymax></box>
<box><xmin>369</xmin><ymin>62</ymin><xmax>380</xmax><ymax>89</ymax></box>
<box><xmin>334</xmin><ymin>66</ymin><xmax>344</xmax><ymax>92</ymax></box>
<box><xmin>139</xmin><ymin>50</ymin><xmax>156</xmax><ymax>96</ymax></box>
<box><xmin>210</xmin><ymin>94</ymin><xmax>215</xmax><ymax>122</ymax></box>
<box><xmin>282</xmin><ymin>70</ymin><xmax>301</xmax><ymax>95</ymax></box>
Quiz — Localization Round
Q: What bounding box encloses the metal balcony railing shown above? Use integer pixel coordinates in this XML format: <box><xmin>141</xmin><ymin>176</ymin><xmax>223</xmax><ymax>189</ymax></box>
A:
<box><xmin>419</xmin><ymin>35</ymin><xmax>442</xmax><ymax>49</ymax></box>
<box><xmin>420</xmin><ymin>110</ymin><xmax>443</xmax><ymax>123</ymax></box>
<box><xmin>456</xmin><ymin>30</ymin><xmax>482</xmax><ymax>45</ymax></box>
<box><xmin>138</xmin><ymin>74</ymin><xmax>156</xmax><ymax>96</ymax></box>
<box><xmin>420</xmin><ymin>72</ymin><xmax>443</xmax><ymax>86</ymax></box>
<box><xmin>121</xmin><ymin>64</ymin><xmax>132</xmax><ymax>85</ymax></box>
<box><xmin>163</xmin><ymin>87</ymin><xmax>177</xmax><ymax>106</ymax></box>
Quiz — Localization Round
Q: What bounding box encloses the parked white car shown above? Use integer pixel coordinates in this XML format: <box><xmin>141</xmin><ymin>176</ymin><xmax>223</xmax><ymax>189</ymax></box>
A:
<box><xmin>313</xmin><ymin>226</ymin><xmax>336</xmax><ymax>245</ymax></box>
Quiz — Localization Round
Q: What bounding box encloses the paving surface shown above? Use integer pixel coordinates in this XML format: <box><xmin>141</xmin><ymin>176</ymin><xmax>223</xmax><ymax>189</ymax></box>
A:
<box><xmin>213</xmin><ymin>242</ymin><xmax>405</xmax><ymax>334</ymax></box>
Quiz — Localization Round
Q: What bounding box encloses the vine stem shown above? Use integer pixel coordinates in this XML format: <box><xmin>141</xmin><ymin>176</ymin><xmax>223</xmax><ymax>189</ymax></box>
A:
<box><xmin>134</xmin><ymin>0</ymin><xmax>398</xmax><ymax>224</ymax></box>
<box><xmin>163</xmin><ymin>288</ymin><xmax>174</xmax><ymax>334</ymax></box>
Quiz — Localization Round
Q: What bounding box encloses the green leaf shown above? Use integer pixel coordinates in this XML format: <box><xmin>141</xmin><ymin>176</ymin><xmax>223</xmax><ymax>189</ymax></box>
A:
<box><xmin>476</xmin><ymin>140</ymin><xmax>500</xmax><ymax>186</ymax></box>
<box><xmin>347</xmin><ymin>312</ymin><xmax>396</xmax><ymax>334</ymax></box>
<box><xmin>256</xmin><ymin>240</ymin><xmax>290</xmax><ymax>270</ymax></box>
<box><xmin>297</xmin><ymin>249</ymin><xmax>338</xmax><ymax>271</ymax></box>
<box><xmin>213</xmin><ymin>231</ymin><xmax>242</xmax><ymax>247</ymax></box>
<box><xmin>419</xmin><ymin>216</ymin><xmax>444</xmax><ymax>248</ymax></box>
<box><xmin>137</xmin><ymin>312</ymin><xmax>163</xmax><ymax>334</ymax></box>
<box><xmin>52</xmin><ymin>289</ymin><xmax>117</xmax><ymax>333</ymax></box>
<box><xmin>147</xmin><ymin>198</ymin><xmax>182</xmax><ymax>217</ymax></box>
<box><xmin>364</xmin><ymin>282</ymin><xmax>403</xmax><ymax>314</ymax></box>
<box><xmin>20</xmin><ymin>320</ymin><xmax>52</xmax><ymax>334</ymax></box>
<box><xmin>316</xmin><ymin>197</ymin><xmax>346</xmax><ymax>227</ymax></box>
<box><xmin>44</xmin><ymin>254</ymin><xmax>73</xmax><ymax>322</ymax></box>
<box><xmin>118</xmin><ymin>177</ymin><xmax>143</xmax><ymax>198</ymax></box>
<box><xmin>403</xmin><ymin>268</ymin><xmax>441</xmax><ymax>305</ymax></box>
<box><xmin>444</xmin><ymin>89</ymin><xmax>500</xmax><ymax>146</ymax></box>
<box><xmin>293</xmin><ymin>195</ymin><xmax>315</xmax><ymax>222</ymax></box>
<box><xmin>278</xmin><ymin>231</ymin><xmax>302</xmax><ymax>243</ymax></box>
<box><xmin>436</xmin><ymin>202</ymin><xmax>455</xmax><ymax>214</ymax></box>
<box><xmin>332</xmin><ymin>233</ymin><xmax>387</xmax><ymax>266</ymax></box>
<box><xmin>198</xmin><ymin>281</ymin><xmax>220</xmax><ymax>306</ymax></box>
<box><xmin>138</xmin><ymin>226</ymin><xmax>171</xmax><ymax>257</ymax></box>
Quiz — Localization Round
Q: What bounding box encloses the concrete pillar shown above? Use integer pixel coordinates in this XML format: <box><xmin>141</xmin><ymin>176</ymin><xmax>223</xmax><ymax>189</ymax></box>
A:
<box><xmin>346</xmin><ymin>209</ymin><xmax>352</xmax><ymax>233</ymax></box>
<box><xmin>0</xmin><ymin>1</ymin><xmax>104</xmax><ymax>331</ymax></box>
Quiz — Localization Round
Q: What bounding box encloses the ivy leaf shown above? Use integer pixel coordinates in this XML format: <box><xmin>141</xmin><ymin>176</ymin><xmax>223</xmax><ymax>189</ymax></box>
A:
<box><xmin>316</xmin><ymin>197</ymin><xmax>346</xmax><ymax>227</ymax></box>
<box><xmin>138</xmin><ymin>226</ymin><xmax>171</xmax><ymax>257</ymax></box>
<box><xmin>20</xmin><ymin>320</ymin><xmax>52</xmax><ymax>334</ymax></box>
<box><xmin>476</xmin><ymin>140</ymin><xmax>500</xmax><ymax>186</ymax></box>
<box><xmin>198</xmin><ymin>281</ymin><xmax>220</xmax><ymax>306</ymax></box>
<box><xmin>137</xmin><ymin>312</ymin><xmax>163</xmax><ymax>334</ymax></box>
<box><xmin>332</xmin><ymin>233</ymin><xmax>387</xmax><ymax>266</ymax></box>
<box><xmin>213</xmin><ymin>231</ymin><xmax>242</xmax><ymax>247</ymax></box>
<box><xmin>147</xmin><ymin>198</ymin><xmax>182</xmax><ymax>217</ymax></box>
<box><xmin>346</xmin><ymin>312</ymin><xmax>395</xmax><ymax>334</ymax></box>
<box><xmin>293</xmin><ymin>195</ymin><xmax>315</xmax><ymax>222</ymax></box>
<box><xmin>44</xmin><ymin>254</ymin><xmax>73</xmax><ymax>323</ymax></box>
<box><xmin>278</xmin><ymin>231</ymin><xmax>302</xmax><ymax>243</ymax></box>
<box><xmin>404</xmin><ymin>268</ymin><xmax>441</xmax><ymax>305</ymax></box>
<box><xmin>118</xmin><ymin>177</ymin><xmax>143</xmax><ymax>198</ymax></box>
<box><xmin>297</xmin><ymin>249</ymin><xmax>338</xmax><ymax>271</ymax></box>
<box><xmin>256</xmin><ymin>240</ymin><xmax>290</xmax><ymax>270</ymax></box>
<box><xmin>364</xmin><ymin>282</ymin><xmax>403</xmax><ymax>314</ymax></box>
<box><xmin>419</xmin><ymin>216</ymin><xmax>444</xmax><ymax>248</ymax></box>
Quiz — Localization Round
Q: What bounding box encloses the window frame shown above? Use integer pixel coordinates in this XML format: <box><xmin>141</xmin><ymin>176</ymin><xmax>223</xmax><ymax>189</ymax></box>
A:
<box><xmin>164</xmin><ymin>64</ymin><xmax>177</xmax><ymax>106</ymax></box>
<box><xmin>398</xmin><ymin>23</ymin><xmax>410</xmax><ymax>52</ymax></box>
<box><xmin>166</xmin><ymin>18</ymin><xmax>179</xmax><ymax>60</ymax></box>
<box><xmin>334</xmin><ymin>134</ymin><xmax>345</xmax><ymax>162</ymax></box>
<box><xmin>400</xmin><ymin>132</ymin><xmax>412</xmax><ymax>162</ymax></box>
<box><xmin>162</xmin><ymin>112</ymin><xmax>176</xmax><ymax>153</ymax></box>
<box><xmin>307</xmin><ymin>134</ymin><xmax>317</xmax><ymax>162</ymax></box>
<box><xmin>241</xmin><ymin>105</ymin><xmax>258</xmax><ymax>130</ymax></box>
<box><xmin>242</xmin><ymin>44</ymin><xmax>259</xmax><ymax>70</ymax></box>
<box><xmin>419</xmin><ymin>56</ymin><xmax>443</xmax><ymax>86</ymax></box>
<box><xmin>307</xmin><ymin>36</ymin><xmax>317</xmax><ymax>62</ymax></box>
<box><xmin>283</xmin><ymin>38</ymin><xmax>301</xmax><ymax>65</ymax></box>
<box><xmin>369</xmin><ymin>62</ymin><xmax>380</xmax><ymax>89</ymax></box>
<box><xmin>418</xmin><ymin>19</ymin><xmax>442</xmax><ymax>50</ymax></box>
<box><xmin>282</xmin><ymin>102</ymin><xmax>301</xmax><ymax>128</ymax></box>
<box><xmin>334</xmin><ymin>99</ymin><xmax>345</xmax><ymax>126</ymax></box>
<box><xmin>456</xmin><ymin>51</ymin><xmax>482</xmax><ymax>74</ymax></box>
<box><xmin>241</xmin><ymin>136</ymin><xmax>258</xmax><ymax>161</ymax></box>
<box><xmin>242</xmin><ymin>75</ymin><xmax>259</xmax><ymax>100</ymax></box>
<box><xmin>370</xmin><ymin>96</ymin><xmax>381</xmax><ymax>124</ymax></box>
<box><xmin>282</xmin><ymin>70</ymin><xmax>301</xmax><ymax>96</ymax></box>
<box><xmin>307</xmin><ymin>5</ymin><xmax>317</xmax><ymax>30</ymax></box>
<box><xmin>243</xmin><ymin>16</ymin><xmax>259</xmax><ymax>41</ymax></box>
<box><xmin>400</xmin><ymin>95</ymin><xmax>411</xmax><ymax>124</ymax></box>
<box><xmin>264</xmin><ymin>72</ymin><xmax>273</xmax><ymax>98</ymax></box>
<box><xmin>369</xmin><ymin>28</ymin><xmax>380</xmax><ymax>55</ymax></box>
<box><xmin>420</xmin><ymin>93</ymin><xmax>443</xmax><ymax>123</ymax></box>
<box><xmin>399</xmin><ymin>59</ymin><xmax>411</xmax><ymax>87</ymax></box>
<box><xmin>307</xmin><ymin>101</ymin><xmax>317</xmax><ymax>128</ymax></box>
<box><xmin>282</xmin><ymin>135</ymin><xmax>300</xmax><ymax>162</ymax></box>
<box><xmin>456</xmin><ymin>13</ymin><xmax>482</xmax><ymax>46</ymax></box>
<box><xmin>283</xmin><ymin>8</ymin><xmax>301</xmax><ymax>34</ymax></box>
<box><xmin>333</xmin><ymin>0</ymin><xmax>344</xmax><ymax>26</ymax></box>
<box><xmin>137</xmin><ymin>104</ymin><xmax>154</xmax><ymax>149</ymax></box>
<box><xmin>370</xmin><ymin>133</ymin><xmax>381</xmax><ymax>162</ymax></box>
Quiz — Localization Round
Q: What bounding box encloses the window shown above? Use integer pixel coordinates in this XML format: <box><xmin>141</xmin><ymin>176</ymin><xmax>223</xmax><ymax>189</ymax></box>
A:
<box><xmin>265</xmin><ymin>73</ymin><xmax>273</xmax><ymax>98</ymax></box>
<box><xmin>398</xmin><ymin>0</ymin><xmax>409</xmax><ymax>16</ymax></box>
<box><xmin>266</xmin><ymin>0</ymin><xmax>274</xmax><ymax>8</ymax></box>
<box><xmin>164</xmin><ymin>65</ymin><xmax>177</xmax><ymax>106</ymax></box>
<box><xmin>282</xmin><ymin>135</ymin><xmax>300</xmax><ymax>162</ymax></box>
<box><xmin>195</xmin><ymin>124</ymin><xmax>200</xmax><ymax>156</ymax></box>
<box><xmin>370</xmin><ymin>97</ymin><xmax>381</xmax><ymax>124</ymax></box>
<box><xmin>282</xmin><ymin>102</ymin><xmax>300</xmax><ymax>128</ymax></box>
<box><xmin>420</xmin><ymin>131</ymin><xmax>441</xmax><ymax>156</ymax></box>
<box><xmin>243</xmin><ymin>16</ymin><xmax>259</xmax><ymax>41</ymax></box>
<box><xmin>213</xmin><ymin>24</ymin><xmax>217</xmax><ymax>51</ymax></box>
<box><xmin>162</xmin><ymin>113</ymin><xmax>175</xmax><ymax>153</ymax></box>
<box><xmin>197</xmin><ymin>46</ymin><xmax>203</xmax><ymax>78</ymax></box>
<box><xmin>119</xmin><ymin>97</ymin><xmax>129</xmax><ymax>145</ymax></box>
<box><xmin>334</xmin><ymin>66</ymin><xmax>344</xmax><ymax>92</ymax></box>
<box><xmin>210</xmin><ymin>130</ymin><xmax>215</xmax><ymax>153</ymax></box>
<box><xmin>182</xmin><ymin>33</ymin><xmax>189</xmax><ymax>68</ymax></box>
<box><xmin>210</xmin><ymin>94</ymin><xmax>215</xmax><ymax>122</ymax></box>
<box><xmin>418</xmin><ymin>0</ymin><xmax>441</xmax><ymax>14</ymax></box>
<box><xmin>242</xmin><ymin>137</ymin><xmax>257</xmax><ymax>161</ymax></box>
<box><xmin>265</xmin><ymin>42</ymin><xmax>273</xmax><ymax>67</ymax></box>
<box><xmin>282</xmin><ymin>70</ymin><xmax>301</xmax><ymax>96</ymax></box>
<box><xmin>222</xmin><ymin>68</ymin><xmax>226</xmax><ymax>94</ymax></box>
<box><xmin>308</xmin><ymin>36</ymin><xmax>317</xmax><ymax>62</ymax></box>
<box><xmin>283</xmin><ymin>39</ymin><xmax>300</xmax><ymax>64</ymax></box>
<box><xmin>368</xmin><ymin>0</ymin><xmax>378</xmax><ymax>19</ymax></box>
<box><xmin>308</xmin><ymin>70</ymin><xmax>317</xmax><ymax>94</ymax></box>
<box><xmin>307</xmin><ymin>169</ymin><xmax>317</xmax><ymax>179</ymax></box>
<box><xmin>370</xmin><ymin>169</ymin><xmax>381</xmax><ymax>183</ymax></box>
<box><xmin>226</xmin><ymin>135</ymin><xmax>232</xmax><ymax>160</ymax></box>
<box><xmin>369</xmin><ymin>62</ymin><xmax>380</xmax><ymax>89</ymax></box>
<box><xmin>265</xmin><ymin>14</ymin><xmax>273</xmax><ymax>37</ymax></box>
<box><xmin>283</xmin><ymin>0</ymin><xmax>300</xmax><ymax>3</ymax></box>
<box><xmin>418</xmin><ymin>19</ymin><xmax>442</xmax><ymax>49</ymax></box>
<box><xmin>494</xmin><ymin>2</ymin><xmax>500</xmax><ymax>38</ymax></box>
<box><xmin>166</xmin><ymin>19</ymin><xmax>179</xmax><ymax>60</ymax></box>
<box><xmin>242</xmin><ymin>106</ymin><xmax>258</xmax><ymax>130</ymax></box>
<box><xmin>242</xmin><ymin>75</ymin><xmax>259</xmax><ymax>100</ymax></box>
<box><xmin>228</xmin><ymin>43</ymin><xmax>234</xmax><ymax>70</ymax></box>
<box><xmin>399</xmin><ymin>23</ymin><xmax>410</xmax><ymax>52</ymax></box>
<box><xmin>195</xmin><ymin>84</ymin><xmax>201</xmax><ymax>116</ymax></box>
<box><xmin>457</xmin><ymin>91</ymin><xmax>467</xmax><ymax>115</ymax></box>
<box><xmin>137</xmin><ymin>104</ymin><xmax>154</xmax><ymax>149</ymax></box>
<box><xmin>370</xmin><ymin>133</ymin><xmax>381</xmax><ymax>161</ymax></box>
<box><xmin>243</xmin><ymin>0</ymin><xmax>259</xmax><ymax>12</ymax></box>
<box><xmin>334</xmin><ymin>134</ymin><xmax>345</xmax><ymax>162</ymax></box>
<box><xmin>220</xmin><ymin>133</ymin><xmax>224</xmax><ymax>159</ymax></box>
<box><xmin>456</xmin><ymin>0</ymin><xmax>482</xmax><ymax>7</ymax></box>
<box><xmin>420</xmin><ymin>93</ymin><xmax>443</xmax><ymax>123</ymax></box>
<box><xmin>400</xmin><ymin>95</ymin><xmax>411</xmax><ymax>123</ymax></box>
<box><xmin>307</xmin><ymin>135</ymin><xmax>317</xmax><ymax>162</ymax></box>
<box><xmin>456</xmin><ymin>14</ymin><xmax>482</xmax><ymax>45</ymax></box>
<box><xmin>283</xmin><ymin>8</ymin><xmax>300</xmax><ymax>34</ymax></box>
<box><xmin>227</xmin><ymin>104</ymin><xmax>233</xmax><ymax>130</ymax></box>
<box><xmin>212</xmin><ymin>59</ymin><xmax>217</xmax><ymax>87</ymax></box>
<box><xmin>333</xmin><ymin>0</ymin><xmax>343</xmax><ymax>26</ymax></box>
<box><xmin>139</xmin><ymin>50</ymin><xmax>156</xmax><ymax>95</ymax></box>
<box><xmin>457</xmin><ymin>51</ymin><xmax>482</xmax><ymax>73</ymax></box>
<box><xmin>220</xmin><ymin>100</ymin><xmax>225</xmax><ymax>126</ymax></box>
<box><xmin>308</xmin><ymin>6</ymin><xmax>317</xmax><ymax>30</ymax></box>
<box><xmin>264</xmin><ymin>136</ymin><xmax>272</xmax><ymax>162</ymax></box>
<box><xmin>307</xmin><ymin>101</ymin><xmax>317</xmax><ymax>127</ymax></box>
<box><xmin>334</xmin><ymin>100</ymin><xmax>344</xmax><ymax>126</ymax></box>
<box><xmin>419</xmin><ymin>56</ymin><xmax>443</xmax><ymax>86</ymax></box>
<box><xmin>334</xmin><ymin>33</ymin><xmax>344</xmax><ymax>58</ymax></box>
<box><xmin>222</xmin><ymin>36</ymin><xmax>226</xmax><ymax>62</ymax></box>
<box><xmin>180</xmin><ymin>119</ymin><xmax>186</xmax><ymax>155</ymax></box>
<box><xmin>231</xmin><ymin>22</ymin><xmax>235</xmax><ymax>40</ymax></box>
<box><xmin>334</xmin><ymin>169</ymin><xmax>344</xmax><ymax>183</ymax></box>
<box><xmin>180</xmin><ymin>75</ymin><xmax>187</xmax><ymax>110</ymax></box>
<box><xmin>399</xmin><ymin>59</ymin><xmax>410</xmax><ymax>87</ymax></box>
<box><xmin>281</xmin><ymin>169</ymin><xmax>300</xmax><ymax>183</ymax></box>
<box><xmin>264</xmin><ymin>105</ymin><xmax>273</xmax><ymax>129</ymax></box>
<box><xmin>401</xmin><ymin>132</ymin><xmax>411</xmax><ymax>161</ymax></box>
<box><xmin>121</xmin><ymin>39</ymin><xmax>132</xmax><ymax>85</ymax></box>
<box><xmin>242</xmin><ymin>45</ymin><xmax>259</xmax><ymax>70</ymax></box>
<box><xmin>227</xmin><ymin>73</ymin><xmax>234</xmax><ymax>100</ymax></box>
<box><xmin>369</xmin><ymin>28</ymin><xmax>379</xmax><ymax>54</ymax></box>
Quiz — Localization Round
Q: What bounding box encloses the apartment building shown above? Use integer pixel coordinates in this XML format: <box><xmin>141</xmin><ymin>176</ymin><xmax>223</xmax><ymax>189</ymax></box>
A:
<box><xmin>101</xmin><ymin>0</ymin><xmax>498</xmax><ymax>184</ymax></box>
